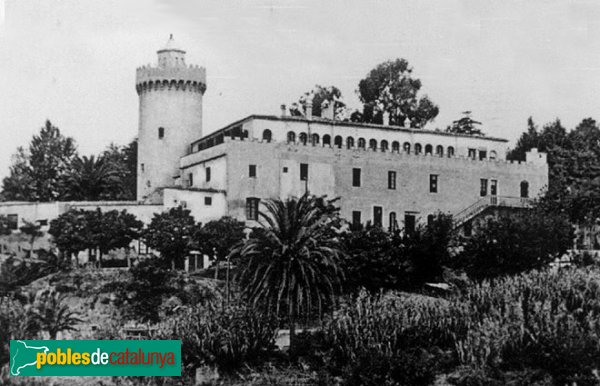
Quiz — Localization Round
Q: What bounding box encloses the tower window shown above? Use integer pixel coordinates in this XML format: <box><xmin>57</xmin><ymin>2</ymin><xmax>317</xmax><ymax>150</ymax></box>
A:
<box><xmin>352</xmin><ymin>168</ymin><xmax>361</xmax><ymax>187</ymax></box>
<box><xmin>246</xmin><ymin>198</ymin><xmax>260</xmax><ymax>220</ymax></box>
<box><xmin>300</xmin><ymin>163</ymin><xmax>308</xmax><ymax>181</ymax></box>
<box><xmin>249</xmin><ymin>164</ymin><xmax>257</xmax><ymax>178</ymax></box>
<box><xmin>158</xmin><ymin>127</ymin><xmax>165</xmax><ymax>139</ymax></box>
<box><xmin>388</xmin><ymin>171</ymin><xmax>396</xmax><ymax>190</ymax></box>
<box><xmin>429</xmin><ymin>174</ymin><xmax>438</xmax><ymax>193</ymax></box>
<box><xmin>206</xmin><ymin>167</ymin><xmax>211</xmax><ymax>182</ymax></box>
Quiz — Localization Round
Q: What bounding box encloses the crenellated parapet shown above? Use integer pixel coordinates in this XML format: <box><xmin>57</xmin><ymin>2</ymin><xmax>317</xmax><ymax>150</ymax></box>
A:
<box><xmin>135</xmin><ymin>64</ymin><xmax>206</xmax><ymax>95</ymax></box>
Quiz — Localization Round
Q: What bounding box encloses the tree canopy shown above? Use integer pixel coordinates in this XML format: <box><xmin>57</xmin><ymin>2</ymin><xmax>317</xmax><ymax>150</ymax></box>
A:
<box><xmin>355</xmin><ymin>58</ymin><xmax>439</xmax><ymax>127</ymax></box>
<box><xmin>509</xmin><ymin>117</ymin><xmax>600</xmax><ymax>224</ymax></box>
<box><xmin>1</xmin><ymin>121</ymin><xmax>137</xmax><ymax>202</ymax></box>
<box><xmin>290</xmin><ymin>85</ymin><xmax>346</xmax><ymax>119</ymax></box>
<box><xmin>142</xmin><ymin>207</ymin><xmax>198</xmax><ymax>269</ymax></box>
<box><xmin>447</xmin><ymin>111</ymin><xmax>483</xmax><ymax>135</ymax></box>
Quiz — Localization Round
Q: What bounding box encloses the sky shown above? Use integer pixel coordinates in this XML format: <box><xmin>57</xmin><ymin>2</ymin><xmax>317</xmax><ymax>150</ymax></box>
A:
<box><xmin>1</xmin><ymin>0</ymin><xmax>600</xmax><ymax>180</ymax></box>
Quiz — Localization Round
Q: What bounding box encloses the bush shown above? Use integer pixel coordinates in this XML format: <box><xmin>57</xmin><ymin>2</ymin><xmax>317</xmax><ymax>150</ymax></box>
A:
<box><xmin>317</xmin><ymin>290</ymin><xmax>463</xmax><ymax>384</ymax></box>
<box><xmin>454</xmin><ymin>209</ymin><xmax>573</xmax><ymax>281</ymax></box>
<box><xmin>158</xmin><ymin>303</ymin><xmax>279</xmax><ymax>375</ymax></box>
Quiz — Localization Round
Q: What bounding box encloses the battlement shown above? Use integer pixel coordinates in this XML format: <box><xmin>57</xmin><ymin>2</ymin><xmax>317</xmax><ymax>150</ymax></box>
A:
<box><xmin>218</xmin><ymin>136</ymin><xmax>547</xmax><ymax>170</ymax></box>
<box><xmin>135</xmin><ymin>64</ymin><xmax>206</xmax><ymax>94</ymax></box>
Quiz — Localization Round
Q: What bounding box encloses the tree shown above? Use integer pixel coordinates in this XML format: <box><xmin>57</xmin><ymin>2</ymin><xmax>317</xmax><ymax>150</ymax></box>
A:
<box><xmin>60</xmin><ymin>155</ymin><xmax>123</xmax><ymax>201</ymax></box>
<box><xmin>509</xmin><ymin>117</ymin><xmax>600</xmax><ymax>224</ymax></box>
<box><xmin>48</xmin><ymin>209</ymin><xmax>91</xmax><ymax>265</ymax></box>
<box><xmin>233</xmin><ymin>194</ymin><xmax>344</xmax><ymax>353</ymax></box>
<box><xmin>1</xmin><ymin>147</ymin><xmax>35</xmax><ymax>201</ymax></box>
<box><xmin>192</xmin><ymin>216</ymin><xmax>246</xmax><ymax>279</ymax></box>
<box><xmin>453</xmin><ymin>208</ymin><xmax>573</xmax><ymax>281</ymax></box>
<box><xmin>356</xmin><ymin>58</ymin><xmax>439</xmax><ymax>127</ymax></box>
<box><xmin>142</xmin><ymin>207</ymin><xmax>197</xmax><ymax>269</ymax></box>
<box><xmin>19</xmin><ymin>221</ymin><xmax>43</xmax><ymax>258</ymax></box>
<box><xmin>447</xmin><ymin>111</ymin><xmax>483</xmax><ymax>135</ymax></box>
<box><xmin>0</xmin><ymin>215</ymin><xmax>13</xmax><ymax>236</ymax></box>
<box><xmin>87</xmin><ymin>208</ymin><xmax>143</xmax><ymax>267</ymax></box>
<box><xmin>101</xmin><ymin>140</ymin><xmax>137</xmax><ymax>200</ymax></box>
<box><xmin>341</xmin><ymin>225</ymin><xmax>404</xmax><ymax>293</ymax></box>
<box><xmin>2</xmin><ymin>120</ymin><xmax>77</xmax><ymax>201</ymax></box>
<box><xmin>30</xmin><ymin>289</ymin><xmax>81</xmax><ymax>339</ymax></box>
<box><xmin>291</xmin><ymin>85</ymin><xmax>346</xmax><ymax>119</ymax></box>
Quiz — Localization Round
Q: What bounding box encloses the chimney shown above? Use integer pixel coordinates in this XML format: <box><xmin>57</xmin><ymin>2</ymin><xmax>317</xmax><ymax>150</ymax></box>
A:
<box><xmin>305</xmin><ymin>93</ymin><xmax>314</xmax><ymax>120</ymax></box>
<box><xmin>321</xmin><ymin>100</ymin><xmax>334</xmax><ymax>120</ymax></box>
<box><xmin>280</xmin><ymin>104</ymin><xmax>287</xmax><ymax>117</ymax></box>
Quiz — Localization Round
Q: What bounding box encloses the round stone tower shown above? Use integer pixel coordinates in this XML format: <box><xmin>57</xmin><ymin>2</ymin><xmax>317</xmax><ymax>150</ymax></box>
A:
<box><xmin>135</xmin><ymin>35</ymin><xmax>206</xmax><ymax>202</ymax></box>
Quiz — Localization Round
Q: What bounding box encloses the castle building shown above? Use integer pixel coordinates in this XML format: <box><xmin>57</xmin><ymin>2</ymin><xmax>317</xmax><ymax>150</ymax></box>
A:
<box><xmin>0</xmin><ymin>36</ymin><xmax>548</xmax><ymax>259</ymax></box>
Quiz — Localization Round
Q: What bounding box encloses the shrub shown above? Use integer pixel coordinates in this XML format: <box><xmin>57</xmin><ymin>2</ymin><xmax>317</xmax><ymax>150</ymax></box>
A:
<box><xmin>454</xmin><ymin>209</ymin><xmax>573</xmax><ymax>281</ymax></box>
<box><xmin>158</xmin><ymin>303</ymin><xmax>278</xmax><ymax>374</ymax></box>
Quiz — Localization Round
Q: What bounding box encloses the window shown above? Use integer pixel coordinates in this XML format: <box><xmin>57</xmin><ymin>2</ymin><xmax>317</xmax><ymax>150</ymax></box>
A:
<box><xmin>392</xmin><ymin>141</ymin><xmax>400</xmax><ymax>152</ymax></box>
<box><xmin>7</xmin><ymin>214</ymin><xmax>17</xmax><ymax>230</ymax></box>
<box><xmin>436</xmin><ymin>145</ymin><xmax>444</xmax><ymax>157</ymax></box>
<box><xmin>283</xmin><ymin>167</ymin><xmax>288</xmax><ymax>173</ymax></box>
<box><xmin>262</xmin><ymin>129</ymin><xmax>272</xmax><ymax>142</ymax></box>
<box><xmin>158</xmin><ymin>127</ymin><xmax>165</xmax><ymax>139</ymax></box>
<box><xmin>141</xmin><ymin>163</ymin><xmax>145</xmax><ymax>172</ymax></box>
<box><xmin>425</xmin><ymin>144</ymin><xmax>433</xmax><ymax>155</ymax></box>
<box><xmin>479</xmin><ymin>150</ymin><xmax>487</xmax><ymax>160</ymax></box>
<box><xmin>490</xmin><ymin>150</ymin><xmax>497</xmax><ymax>160</ymax></box>
<box><xmin>403</xmin><ymin>142</ymin><xmax>411</xmax><ymax>153</ymax></box>
<box><xmin>490</xmin><ymin>179</ymin><xmax>498</xmax><ymax>196</ymax></box>
<box><xmin>37</xmin><ymin>219</ymin><xmax>48</xmax><ymax>226</ymax></box>
<box><xmin>381</xmin><ymin>140</ymin><xmax>389</xmax><ymax>152</ymax></box>
<box><xmin>358</xmin><ymin>138</ymin><xmax>366</xmax><ymax>149</ymax></box>
<box><xmin>299</xmin><ymin>132</ymin><xmax>308</xmax><ymax>145</ymax></box>
<box><xmin>146</xmin><ymin>180</ymin><xmax>151</xmax><ymax>187</ymax></box>
<box><xmin>188</xmin><ymin>173</ymin><xmax>193</xmax><ymax>186</ymax></box>
<box><xmin>334</xmin><ymin>136</ymin><xmax>343</xmax><ymax>148</ymax></box>
<box><xmin>369</xmin><ymin>139</ymin><xmax>377</xmax><ymax>150</ymax></box>
<box><xmin>415</xmin><ymin>143</ymin><xmax>422</xmax><ymax>154</ymax></box>
<box><xmin>447</xmin><ymin>146</ymin><xmax>455</xmax><ymax>157</ymax></box>
<box><xmin>373</xmin><ymin>206</ymin><xmax>383</xmax><ymax>227</ymax></box>
<box><xmin>352</xmin><ymin>211</ymin><xmax>361</xmax><ymax>227</ymax></box>
<box><xmin>388</xmin><ymin>171</ymin><xmax>396</xmax><ymax>190</ymax></box>
<box><xmin>347</xmin><ymin>137</ymin><xmax>354</xmax><ymax>149</ymax></box>
<box><xmin>204</xmin><ymin>196</ymin><xmax>212</xmax><ymax>206</ymax></box>
<box><xmin>404</xmin><ymin>214</ymin><xmax>416</xmax><ymax>234</ymax></box>
<box><xmin>206</xmin><ymin>167</ymin><xmax>211</xmax><ymax>182</ymax></box>
<box><xmin>352</xmin><ymin>168</ymin><xmax>361</xmax><ymax>187</ymax></box>
<box><xmin>246</xmin><ymin>198</ymin><xmax>260</xmax><ymax>220</ymax></box>
<box><xmin>287</xmin><ymin>131</ymin><xmax>296</xmax><ymax>143</ymax></box>
<box><xmin>480</xmin><ymin>178</ymin><xmax>488</xmax><ymax>197</ymax></box>
<box><xmin>249</xmin><ymin>164</ymin><xmax>257</xmax><ymax>178</ymax></box>
<box><xmin>520</xmin><ymin>181</ymin><xmax>529</xmax><ymax>198</ymax></box>
<box><xmin>311</xmin><ymin>133</ymin><xmax>320</xmax><ymax>145</ymax></box>
<box><xmin>300</xmin><ymin>163</ymin><xmax>308</xmax><ymax>181</ymax></box>
<box><xmin>323</xmin><ymin>135</ymin><xmax>331</xmax><ymax>146</ymax></box>
<box><xmin>427</xmin><ymin>214</ymin><xmax>434</xmax><ymax>226</ymax></box>
<box><xmin>468</xmin><ymin>148</ymin><xmax>477</xmax><ymax>159</ymax></box>
<box><xmin>429</xmin><ymin>174</ymin><xmax>438</xmax><ymax>193</ymax></box>
<box><xmin>389</xmin><ymin>212</ymin><xmax>397</xmax><ymax>232</ymax></box>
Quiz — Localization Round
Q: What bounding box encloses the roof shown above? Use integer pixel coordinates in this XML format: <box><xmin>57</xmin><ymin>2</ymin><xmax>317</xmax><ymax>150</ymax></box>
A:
<box><xmin>190</xmin><ymin>114</ymin><xmax>510</xmax><ymax>148</ymax></box>
<box><xmin>157</xmin><ymin>34</ymin><xmax>186</xmax><ymax>54</ymax></box>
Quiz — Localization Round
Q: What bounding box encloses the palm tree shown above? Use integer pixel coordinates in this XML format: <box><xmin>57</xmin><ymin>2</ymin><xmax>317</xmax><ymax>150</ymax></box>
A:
<box><xmin>31</xmin><ymin>289</ymin><xmax>82</xmax><ymax>339</ymax></box>
<box><xmin>233</xmin><ymin>194</ymin><xmax>344</xmax><ymax>353</ymax></box>
<box><xmin>61</xmin><ymin>155</ymin><xmax>123</xmax><ymax>200</ymax></box>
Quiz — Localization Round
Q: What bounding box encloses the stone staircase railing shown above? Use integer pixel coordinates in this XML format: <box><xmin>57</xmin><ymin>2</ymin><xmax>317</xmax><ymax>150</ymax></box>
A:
<box><xmin>453</xmin><ymin>196</ymin><xmax>532</xmax><ymax>228</ymax></box>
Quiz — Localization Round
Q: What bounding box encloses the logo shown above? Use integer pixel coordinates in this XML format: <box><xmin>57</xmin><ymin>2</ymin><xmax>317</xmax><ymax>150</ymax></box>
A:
<box><xmin>10</xmin><ymin>340</ymin><xmax>181</xmax><ymax>377</ymax></box>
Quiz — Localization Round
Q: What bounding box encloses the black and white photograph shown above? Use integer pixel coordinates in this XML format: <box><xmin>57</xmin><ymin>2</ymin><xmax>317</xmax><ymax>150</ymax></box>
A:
<box><xmin>1</xmin><ymin>0</ymin><xmax>600</xmax><ymax>384</ymax></box>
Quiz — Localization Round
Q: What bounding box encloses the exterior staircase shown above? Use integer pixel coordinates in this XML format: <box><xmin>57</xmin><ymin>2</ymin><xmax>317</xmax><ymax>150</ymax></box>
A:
<box><xmin>453</xmin><ymin>196</ymin><xmax>532</xmax><ymax>229</ymax></box>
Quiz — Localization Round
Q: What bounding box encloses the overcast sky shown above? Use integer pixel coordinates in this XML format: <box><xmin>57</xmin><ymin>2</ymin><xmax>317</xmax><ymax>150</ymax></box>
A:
<box><xmin>1</xmin><ymin>0</ymin><xmax>600</xmax><ymax>180</ymax></box>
